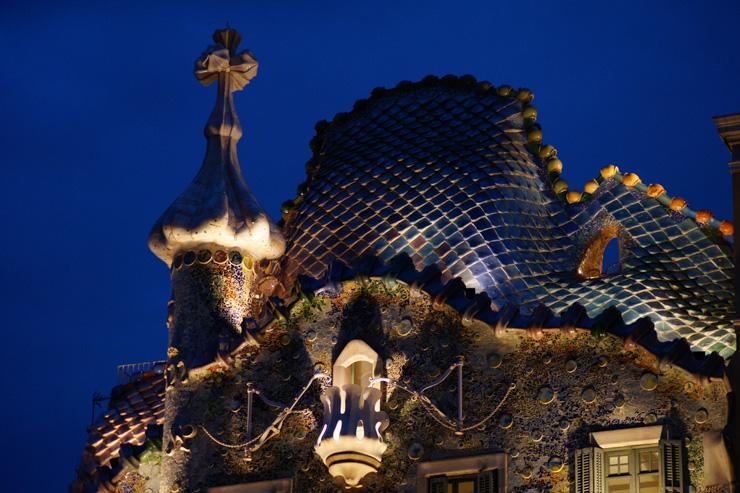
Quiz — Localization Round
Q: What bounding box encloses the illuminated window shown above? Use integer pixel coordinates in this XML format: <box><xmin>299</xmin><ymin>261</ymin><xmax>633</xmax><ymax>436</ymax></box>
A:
<box><xmin>608</xmin><ymin>452</ymin><xmax>629</xmax><ymax>475</ymax></box>
<box><xmin>416</xmin><ymin>454</ymin><xmax>505</xmax><ymax>493</ymax></box>
<box><xmin>605</xmin><ymin>448</ymin><xmax>659</xmax><ymax>493</ymax></box>
<box><xmin>639</xmin><ymin>450</ymin><xmax>659</xmax><ymax>473</ymax></box>
<box><xmin>574</xmin><ymin>426</ymin><xmax>684</xmax><ymax>493</ymax></box>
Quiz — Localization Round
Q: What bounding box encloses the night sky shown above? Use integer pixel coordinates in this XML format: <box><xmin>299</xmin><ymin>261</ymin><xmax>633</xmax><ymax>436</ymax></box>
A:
<box><xmin>1</xmin><ymin>1</ymin><xmax>739</xmax><ymax>490</ymax></box>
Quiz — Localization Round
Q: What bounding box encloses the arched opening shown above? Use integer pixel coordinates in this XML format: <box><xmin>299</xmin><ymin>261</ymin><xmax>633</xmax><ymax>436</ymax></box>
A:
<box><xmin>578</xmin><ymin>225</ymin><xmax>621</xmax><ymax>279</ymax></box>
<box><xmin>602</xmin><ymin>237</ymin><xmax>620</xmax><ymax>275</ymax></box>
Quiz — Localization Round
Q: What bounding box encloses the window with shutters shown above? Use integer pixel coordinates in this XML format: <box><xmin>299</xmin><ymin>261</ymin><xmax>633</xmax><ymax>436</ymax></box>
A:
<box><xmin>574</xmin><ymin>427</ymin><xmax>685</xmax><ymax>493</ymax></box>
<box><xmin>416</xmin><ymin>453</ymin><xmax>505</xmax><ymax>493</ymax></box>
<box><xmin>660</xmin><ymin>440</ymin><xmax>684</xmax><ymax>493</ymax></box>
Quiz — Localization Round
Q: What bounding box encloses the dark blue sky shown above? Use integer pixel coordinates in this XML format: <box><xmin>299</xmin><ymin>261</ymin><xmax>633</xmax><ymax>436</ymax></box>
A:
<box><xmin>1</xmin><ymin>1</ymin><xmax>739</xmax><ymax>490</ymax></box>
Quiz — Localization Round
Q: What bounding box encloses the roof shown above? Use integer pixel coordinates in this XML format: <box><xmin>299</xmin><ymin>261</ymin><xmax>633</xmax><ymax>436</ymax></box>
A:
<box><xmin>280</xmin><ymin>75</ymin><xmax>735</xmax><ymax>358</ymax></box>
<box><xmin>71</xmin><ymin>372</ymin><xmax>165</xmax><ymax>492</ymax></box>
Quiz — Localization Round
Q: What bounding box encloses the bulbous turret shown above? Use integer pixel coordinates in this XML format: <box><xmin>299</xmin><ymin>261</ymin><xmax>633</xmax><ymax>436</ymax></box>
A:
<box><xmin>153</xmin><ymin>28</ymin><xmax>285</xmax><ymax>493</ymax></box>
<box><xmin>148</xmin><ymin>27</ymin><xmax>284</xmax><ymax>266</ymax></box>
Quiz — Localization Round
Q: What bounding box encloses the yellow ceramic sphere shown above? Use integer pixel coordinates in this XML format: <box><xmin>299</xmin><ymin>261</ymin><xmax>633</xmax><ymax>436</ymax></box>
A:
<box><xmin>538</xmin><ymin>144</ymin><xmax>556</xmax><ymax>160</ymax></box>
<box><xmin>584</xmin><ymin>180</ymin><xmax>599</xmax><ymax>194</ymax></box>
<box><xmin>695</xmin><ymin>210</ymin><xmax>713</xmax><ymax>224</ymax></box>
<box><xmin>600</xmin><ymin>164</ymin><xmax>619</xmax><ymax>179</ymax></box>
<box><xmin>553</xmin><ymin>179</ymin><xmax>569</xmax><ymax>194</ymax></box>
<box><xmin>670</xmin><ymin>197</ymin><xmax>687</xmax><ymax>211</ymax></box>
<box><xmin>622</xmin><ymin>172</ymin><xmax>641</xmax><ymax>187</ymax></box>
<box><xmin>566</xmin><ymin>191</ymin><xmax>583</xmax><ymax>204</ymax></box>
<box><xmin>517</xmin><ymin>88</ymin><xmax>534</xmax><ymax>103</ymax></box>
<box><xmin>546</xmin><ymin>158</ymin><xmax>563</xmax><ymax>174</ymax></box>
<box><xmin>646</xmin><ymin>184</ymin><xmax>666</xmax><ymax>198</ymax></box>
<box><xmin>522</xmin><ymin>106</ymin><xmax>537</xmax><ymax>121</ymax></box>
<box><xmin>527</xmin><ymin>129</ymin><xmax>543</xmax><ymax>144</ymax></box>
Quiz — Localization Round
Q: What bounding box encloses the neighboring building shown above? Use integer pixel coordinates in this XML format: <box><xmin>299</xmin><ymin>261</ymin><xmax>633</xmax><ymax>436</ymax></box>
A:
<box><xmin>71</xmin><ymin>28</ymin><xmax>739</xmax><ymax>493</ymax></box>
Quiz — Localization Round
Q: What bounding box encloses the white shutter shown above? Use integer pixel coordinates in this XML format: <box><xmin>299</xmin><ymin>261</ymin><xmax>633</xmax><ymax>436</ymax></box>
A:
<box><xmin>477</xmin><ymin>470</ymin><xmax>497</xmax><ymax>493</ymax></box>
<box><xmin>594</xmin><ymin>447</ymin><xmax>604</xmax><ymax>492</ymax></box>
<box><xmin>660</xmin><ymin>439</ymin><xmax>685</xmax><ymax>492</ymax></box>
<box><xmin>428</xmin><ymin>476</ymin><xmax>447</xmax><ymax>493</ymax></box>
<box><xmin>575</xmin><ymin>447</ymin><xmax>605</xmax><ymax>493</ymax></box>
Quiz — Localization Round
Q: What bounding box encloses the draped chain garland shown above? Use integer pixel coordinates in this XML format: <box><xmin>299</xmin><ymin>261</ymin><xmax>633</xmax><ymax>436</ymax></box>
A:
<box><xmin>370</xmin><ymin>356</ymin><xmax>516</xmax><ymax>435</ymax></box>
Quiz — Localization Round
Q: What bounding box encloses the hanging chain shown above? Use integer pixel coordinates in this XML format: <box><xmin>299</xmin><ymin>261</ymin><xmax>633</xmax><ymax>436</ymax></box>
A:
<box><xmin>370</xmin><ymin>356</ymin><xmax>516</xmax><ymax>435</ymax></box>
<box><xmin>202</xmin><ymin>355</ymin><xmax>516</xmax><ymax>453</ymax></box>
<box><xmin>200</xmin><ymin>372</ymin><xmax>330</xmax><ymax>453</ymax></box>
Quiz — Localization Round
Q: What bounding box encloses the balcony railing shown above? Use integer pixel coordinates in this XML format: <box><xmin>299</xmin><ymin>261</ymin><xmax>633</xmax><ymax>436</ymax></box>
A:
<box><xmin>116</xmin><ymin>360</ymin><xmax>166</xmax><ymax>384</ymax></box>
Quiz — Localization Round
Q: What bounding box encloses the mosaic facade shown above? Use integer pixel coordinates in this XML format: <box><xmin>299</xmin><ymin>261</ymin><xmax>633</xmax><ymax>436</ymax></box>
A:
<box><xmin>71</xmin><ymin>276</ymin><xmax>733</xmax><ymax>492</ymax></box>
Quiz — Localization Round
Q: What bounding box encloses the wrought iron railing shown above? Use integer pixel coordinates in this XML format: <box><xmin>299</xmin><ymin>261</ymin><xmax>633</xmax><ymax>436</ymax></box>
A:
<box><xmin>116</xmin><ymin>360</ymin><xmax>167</xmax><ymax>384</ymax></box>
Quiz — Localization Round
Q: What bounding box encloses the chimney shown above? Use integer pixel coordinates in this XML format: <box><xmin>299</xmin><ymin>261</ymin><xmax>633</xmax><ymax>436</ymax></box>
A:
<box><xmin>714</xmin><ymin>112</ymin><xmax>740</xmax><ymax>488</ymax></box>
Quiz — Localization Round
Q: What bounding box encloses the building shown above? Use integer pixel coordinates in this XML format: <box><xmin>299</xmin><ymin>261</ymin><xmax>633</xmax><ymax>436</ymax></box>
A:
<box><xmin>71</xmin><ymin>27</ymin><xmax>739</xmax><ymax>493</ymax></box>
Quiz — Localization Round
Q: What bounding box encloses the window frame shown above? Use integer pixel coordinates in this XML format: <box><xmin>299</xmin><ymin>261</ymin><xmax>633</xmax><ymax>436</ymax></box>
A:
<box><xmin>429</xmin><ymin>472</ymin><xmax>478</xmax><ymax>493</ymax></box>
<box><xmin>604</xmin><ymin>445</ymin><xmax>660</xmax><ymax>492</ymax></box>
<box><xmin>574</xmin><ymin>425</ymin><xmax>688</xmax><ymax>493</ymax></box>
<box><xmin>416</xmin><ymin>453</ymin><xmax>506</xmax><ymax>493</ymax></box>
<box><xmin>207</xmin><ymin>478</ymin><xmax>293</xmax><ymax>493</ymax></box>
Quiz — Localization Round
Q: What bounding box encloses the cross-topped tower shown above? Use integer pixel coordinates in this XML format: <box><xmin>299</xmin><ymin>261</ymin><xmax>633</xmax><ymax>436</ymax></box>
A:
<box><xmin>149</xmin><ymin>28</ymin><xmax>283</xmax><ymax>265</ymax></box>
<box><xmin>148</xmin><ymin>27</ymin><xmax>285</xmax><ymax>493</ymax></box>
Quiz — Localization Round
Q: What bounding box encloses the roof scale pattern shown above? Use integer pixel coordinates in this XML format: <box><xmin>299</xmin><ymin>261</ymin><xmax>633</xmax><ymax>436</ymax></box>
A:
<box><xmin>282</xmin><ymin>76</ymin><xmax>735</xmax><ymax>358</ymax></box>
<box><xmin>72</xmin><ymin>373</ymin><xmax>165</xmax><ymax>492</ymax></box>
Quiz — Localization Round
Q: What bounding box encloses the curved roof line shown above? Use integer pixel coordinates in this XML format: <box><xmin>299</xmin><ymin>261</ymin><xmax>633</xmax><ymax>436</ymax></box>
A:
<box><xmin>287</xmin><ymin>252</ymin><xmax>729</xmax><ymax>377</ymax></box>
<box><xmin>190</xmin><ymin>252</ymin><xmax>730</xmax><ymax>375</ymax></box>
<box><xmin>278</xmin><ymin>74</ymin><xmax>733</xmax><ymax>241</ymax></box>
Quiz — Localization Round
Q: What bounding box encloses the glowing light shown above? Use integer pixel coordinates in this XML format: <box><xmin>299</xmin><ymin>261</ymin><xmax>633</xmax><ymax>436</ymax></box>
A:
<box><xmin>340</xmin><ymin>389</ymin><xmax>347</xmax><ymax>414</ymax></box>
<box><xmin>317</xmin><ymin>424</ymin><xmax>327</xmax><ymax>445</ymax></box>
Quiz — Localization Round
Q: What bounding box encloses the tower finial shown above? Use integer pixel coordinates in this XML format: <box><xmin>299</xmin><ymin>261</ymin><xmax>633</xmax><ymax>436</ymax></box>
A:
<box><xmin>212</xmin><ymin>26</ymin><xmax>240</xmax><ymax>53</ymax></box>
<box><xmin>148</xmin><ymin>27</ymin><xmax>284</xmax><ymax>266</ymax></box>
<box><xmin>194</xmin><ymin>27</ymin><xmax>258</xmax><ymax>92</ymax></box>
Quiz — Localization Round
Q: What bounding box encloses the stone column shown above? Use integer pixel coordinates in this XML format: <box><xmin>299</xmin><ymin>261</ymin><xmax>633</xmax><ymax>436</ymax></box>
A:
<box><xmin>714</xmin><ymin>112</ymin><xmax>740</xmax><ymax>488</ymax></box>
